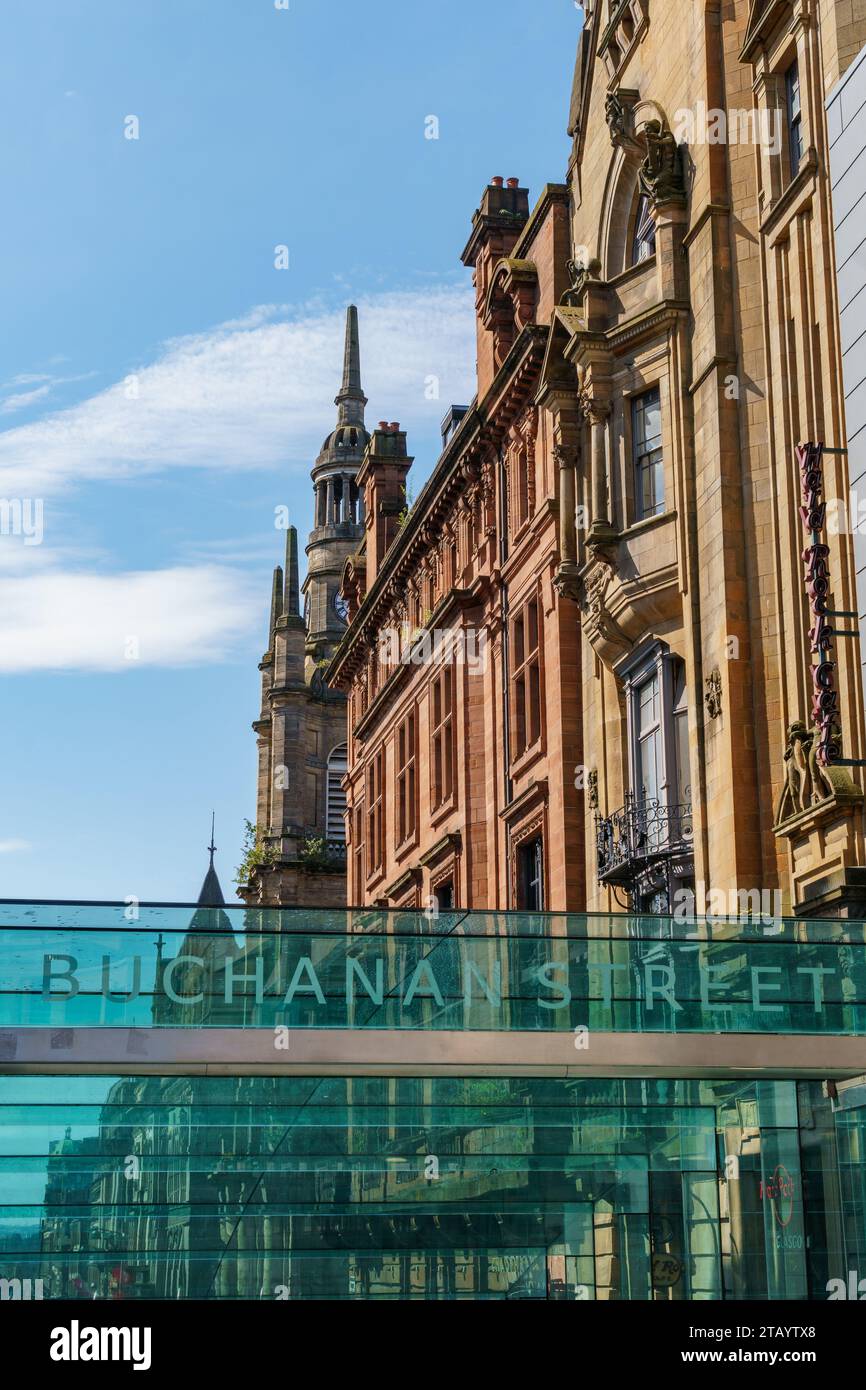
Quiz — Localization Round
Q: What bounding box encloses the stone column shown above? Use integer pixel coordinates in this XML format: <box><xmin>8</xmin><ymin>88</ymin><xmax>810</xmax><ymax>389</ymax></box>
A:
<box><xmin>542</xmin><ymin>389</ymin><xmax>584</xmax><ymax>601</ymax></box>
<box><xmin>585</xmin><ymin>396</ymin><xmax>616</xmax><ymax>547</ymax></box>
<box><xmin>553</xmin><ymin>448</ymin><xmax>582</xmax><ymax>601</ymax></box>
<box><xmin>557</xmin><ymin>443</ymin><xmax>578</xmax><ymax>566</ymax></box>
<box><xmin>326</xmin><ymin>477</ymin><xmax>335</xmax><ymax>526</ymax></box>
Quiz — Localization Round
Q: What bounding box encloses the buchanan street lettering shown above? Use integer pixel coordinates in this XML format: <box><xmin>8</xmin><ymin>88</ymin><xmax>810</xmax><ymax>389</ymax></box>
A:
<box><xmin>35</xmin><ymin>942</ymin><xmax>864</xmax><ymax>1028</ymax></box>
<box><xmin>798</xmin><ymin>441</ymin><xmax>841</xmax><ymax>765</ymax></box>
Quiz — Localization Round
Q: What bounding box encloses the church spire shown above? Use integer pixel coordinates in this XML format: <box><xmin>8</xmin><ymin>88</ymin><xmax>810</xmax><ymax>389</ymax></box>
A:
<box><xmin>334</xmin><ymin>304</ymin><xmax>367</xmax><ymax>428</ymax></box>
<box><xmin>197</xmin><ymin>813</ymin><xmax>225</xmax><ymax>907</ymax></box>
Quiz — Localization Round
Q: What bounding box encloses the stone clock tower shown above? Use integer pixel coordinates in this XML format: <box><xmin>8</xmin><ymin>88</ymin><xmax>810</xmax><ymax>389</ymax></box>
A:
<box><xmin>303</xmin><ymin>304</ymin><xmax>369</xmax><ymax>677</ymax></box>
<box><xmin>239</xmin><ymin>306</ymin><xmax>368</xmax><ymax>907</ymax></box>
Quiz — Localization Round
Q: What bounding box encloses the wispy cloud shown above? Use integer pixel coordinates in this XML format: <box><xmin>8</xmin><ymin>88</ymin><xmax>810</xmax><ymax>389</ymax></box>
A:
<box><xmin>0</xmin><ymin>839</ymin><xmax>32</xmax><ymax>854</ymax></box>
<box><xmin>0</xmin><ymin>369</ymin><xmax>99</xmax><ymax>418</ymax></box>
<box><xmin>0</xmin><ymin>284</ymin><xmax>476</xmax><ymax>496</ymax></box>
<box><xmin>0</xmin><ymin>566</ymin><xmax>261</xmax><ymax>673</ymax></box>
<box><xmin>0</xmin><ymin>283</ymin><xmax>475</xmax><ymax>673</ymax></box>
<box><xmin>0</xmin><ymin>384</ymin><xmax>53</xmax><ymax>415</ymax></box>
<box><xmin>3</xmin><ymin>372</ymin><xmax>54</xmax><ymax>388</ymax></box>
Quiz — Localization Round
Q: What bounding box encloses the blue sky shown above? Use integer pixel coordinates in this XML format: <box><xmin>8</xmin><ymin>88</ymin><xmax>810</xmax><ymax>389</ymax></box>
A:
<box><xmin>0</xmin><ymin>0</ymin><xmax>580</xmax><ymax>903</ymax></box>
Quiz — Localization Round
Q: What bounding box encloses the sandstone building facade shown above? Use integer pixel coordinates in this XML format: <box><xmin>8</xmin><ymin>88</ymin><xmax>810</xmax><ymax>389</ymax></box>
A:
<box><xmin>827</xmin><ymin>40</ymin><xmax>866</xmax><ymax>737</ymax></box>
<box><xmin>329</xmin><ymin>0</ymin><xmax>866</xmax><ymax>917</ymax></box>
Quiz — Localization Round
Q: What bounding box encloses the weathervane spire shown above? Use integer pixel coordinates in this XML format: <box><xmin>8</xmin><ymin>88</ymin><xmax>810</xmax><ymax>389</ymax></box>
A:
<box><xmin>197</xmin><ymin>811</ymin><xmax>225</xmax><ymax>907</ymax></box>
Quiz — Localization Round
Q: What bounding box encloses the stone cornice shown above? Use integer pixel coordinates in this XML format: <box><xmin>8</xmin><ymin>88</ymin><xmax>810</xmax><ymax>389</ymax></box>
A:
<box><xmin>739</xmin><ymin>0</ymin><xmax>796</xmax><ymax>63</ymax></box>
<box><xmin>383</xmin><ymin>865</ymin><xmax>422</xmax><ymax>900</ymax></box>
<box><xmin>605</xmin><ymin>301</ymin><xmax>690</xmax><ymax>353</ymax></box>
<box><xmin>774</xmin><ymin>787</ymin><xmax>863</xmax><ymax>840</ymax></box>
<box><xmin>499</xmin><ymin>778</ymin><xmax>549</xmax><ymax>825</ymax></box>
<box><xmin>267</xmin><ymin>681</ymin><xmax>317</xmax><ymax>706</ymax></box>
<box><xmin>759</xmin><ymin>149</ymin><xmax>819</xmax><ymax>240</ymax></box>
<box><xmin>561</xmin><ymin>300</ymin><xmax>689</xmax><ymax>364</ymax></box>
<box><xmin>418</xmin><ymin>831</ymin><xmax>463</xmax><ymax>867</ymax></box>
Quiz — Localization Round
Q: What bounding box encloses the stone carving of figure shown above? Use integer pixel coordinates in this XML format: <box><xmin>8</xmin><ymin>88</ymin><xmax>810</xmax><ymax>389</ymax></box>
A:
<box><xmin>561</xmin><ymin>256</ymin><xmax>602</xmax><ymax>308</ymax></box>
<box><xmin>605</xmin><ymin>90</ymin><xmax>643</xmax><ymax>155</ymax></box>
<box><xmin>807</xmin><ymin>722</ymin><xmax>838</xmax><ymax>801</ymax></box>
<box><xmin>776</xmin><ymin>720</ymin><xmax>835</xmax><ymax>823</ymax></box>
<box><xmin>638</xmin><ymin>119</ymin><xmax>686</xmax><ymax>206</ymax></box>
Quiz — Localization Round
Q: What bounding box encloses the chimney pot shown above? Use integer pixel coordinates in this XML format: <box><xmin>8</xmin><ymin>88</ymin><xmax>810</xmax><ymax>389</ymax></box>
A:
<box><xmin>491</xmin><ymin>176</ymin><xmax>504</xmax><ymax>187</ymax></box>
<box><xmin>390</xmin><ymin>422</ymin><xmax>400</xmax><ymax>431</ymax></box>
<box><xmin>506</xmin><ymin>177</ymin><xmax>519</xmax><ymax>189</ymax></box>
<box><xmin>378</xmin><ymin>420</ymin><xmax>388</xmax><ymax>429</ymax></box>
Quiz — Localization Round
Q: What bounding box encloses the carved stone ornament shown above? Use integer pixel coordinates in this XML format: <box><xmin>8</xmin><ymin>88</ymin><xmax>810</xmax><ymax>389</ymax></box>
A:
<box><xmin>581</xmin><ymin>555</ymin><xmax>629</xmax><ymax>657</ymax></box>
<box><xmin>587</xmin><ymin>769</ymin><xmax>599</xmax><ymax>809</ymax></box>
<box><xmin>553</xmin><ymin>562</ymin><xmax>582</xmax><ymax>602</ymax></box>
<box><xmin>553</xmin><ymin>443</ymin><xmax>574</xmax><ymax>470</ymax></box>
<box><xmin>480</xmin><ymin>457</ymin><xmax>496</xmax><ymax>502</ymax></box>
<box><xmin>704</xmin><ymin>668</ymin><xmax>722</xmax><ymax>720</ymax></box>
<box><xmin>560</xmin><ymin>256</ymin><xmax>602</xmax><ymax>308</ymax></box>
<box><xmin>458</xmin><ymin>456</ymin><xmax>481</xmax><ymax>487</ymax></box>
<box><xmin>775</xmin><ymin>719</ymin><xmax>841</xmax><ymax>825</ymax></box>
<box><xmin>604</xmin><ymin>89</ymin><xmax>643</xmax><ymax>155</ymax></box>
<box><xmin>578</xmin><ymin>388</ymin><xmax>611</xmax><ymax>428</ymax></box>
<box><xmin>638</xmin><ymin>118</ymin><xmax>686</xmax><ymax>207</ymax></box>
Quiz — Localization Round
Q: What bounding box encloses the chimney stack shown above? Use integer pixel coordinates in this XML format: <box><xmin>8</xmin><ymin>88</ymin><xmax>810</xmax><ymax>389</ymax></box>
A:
<box><xmin>461</xmin><ymin>176</ymin><xmax>531</xmax><ymax>399</ymax></box>
<box><xmin>356</xmin><ymin>423</ymin><xmax>414</xmax><ymax>591</ymax></box>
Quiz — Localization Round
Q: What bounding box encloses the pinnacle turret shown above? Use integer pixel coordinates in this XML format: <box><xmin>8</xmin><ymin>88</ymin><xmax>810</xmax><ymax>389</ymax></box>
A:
<box><xmin>284</xmin><ymin>525</ymin><xmax>300</xmax><ymax>617</ymax></box>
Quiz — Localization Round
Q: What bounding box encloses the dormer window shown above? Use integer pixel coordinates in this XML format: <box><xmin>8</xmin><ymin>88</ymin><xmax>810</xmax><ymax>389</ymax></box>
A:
<box><xmin>631</xmin><ymin>190</ymin><xmax>656</xmax><ymax>265</ymax></box>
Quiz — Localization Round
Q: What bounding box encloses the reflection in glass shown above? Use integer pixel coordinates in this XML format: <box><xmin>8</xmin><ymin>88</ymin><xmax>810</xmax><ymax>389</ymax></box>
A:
<box><xmin>0</xmin><ymin>1075</ymin><xmax>863</xmax><ymax>1300</ymax></box>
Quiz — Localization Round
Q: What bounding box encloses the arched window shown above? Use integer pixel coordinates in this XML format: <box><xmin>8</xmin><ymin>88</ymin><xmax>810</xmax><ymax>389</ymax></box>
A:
<box><xmin>631</xmin><ymin>190</ymin><xmax>656</xmax><ymax>265</ymax></box>
<box><xmin>326</xmin><ymin>744</ymin><xmax>348</xmax><ymax>841</ymax></box>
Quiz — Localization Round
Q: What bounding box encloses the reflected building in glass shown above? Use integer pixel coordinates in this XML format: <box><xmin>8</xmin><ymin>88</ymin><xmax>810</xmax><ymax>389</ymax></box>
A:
<box><xmin>7</xmin><ymin>1069</ymin><xmax>866</xmax><ymax>1301</ymax></box>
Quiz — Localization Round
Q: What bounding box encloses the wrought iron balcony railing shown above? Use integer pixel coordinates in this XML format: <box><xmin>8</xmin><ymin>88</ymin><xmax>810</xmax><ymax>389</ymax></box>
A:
<box><xmin>595</xmin><ymin>792</ymin><xmax>694</xmax><ymax>889</ymax></box>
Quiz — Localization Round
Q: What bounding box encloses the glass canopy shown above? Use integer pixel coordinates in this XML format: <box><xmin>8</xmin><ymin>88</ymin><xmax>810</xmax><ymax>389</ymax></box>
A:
<box><xmin>0</xmin><ymin>902</ymin><xmax>865</xmax><ymax>1034</ymax></box>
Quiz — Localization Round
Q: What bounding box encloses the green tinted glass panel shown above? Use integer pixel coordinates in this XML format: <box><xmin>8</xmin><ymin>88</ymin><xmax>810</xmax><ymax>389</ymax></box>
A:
<box><xmin>0</xmin><ymin>1075</ymin><xmax>862</xmax><ymax>1301</ymax></box>
<box><xmin>1</xmin><ymin>903</ymin><xmax>865</xmax><ymax>1033</ymax></box>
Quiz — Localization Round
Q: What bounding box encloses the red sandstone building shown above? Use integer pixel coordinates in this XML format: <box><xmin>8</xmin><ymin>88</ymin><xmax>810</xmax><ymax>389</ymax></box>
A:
<box><xmin>329</xmin><ymin>180</ymin><xmax>583</xmax><ymax>911</ymax></box>
<box><xmin>332</xmin><ymin>0</ymin><xmax>866</xmax><ymax>918</ymax></box>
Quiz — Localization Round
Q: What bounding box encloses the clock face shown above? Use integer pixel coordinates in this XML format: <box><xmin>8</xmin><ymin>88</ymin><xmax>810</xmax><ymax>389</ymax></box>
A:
<box><xmin>333</xmin><ymin>592</ymin><xmax>350</xmax><ymax>623</ymax></box>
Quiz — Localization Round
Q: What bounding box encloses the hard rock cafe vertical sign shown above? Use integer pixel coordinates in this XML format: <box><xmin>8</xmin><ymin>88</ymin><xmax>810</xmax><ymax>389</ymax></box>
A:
<box><xmin>797</xmin><ymin>441</ymin><xmax>840</xmax><ymax>765</ymax></box>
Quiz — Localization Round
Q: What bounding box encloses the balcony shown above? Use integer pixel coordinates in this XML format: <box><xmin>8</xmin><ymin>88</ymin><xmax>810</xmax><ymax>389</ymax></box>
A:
<box><xmin>596</xmin><ymin>792</ymin><xmax>694</xmax><ymax>904</ymax></box>
<box><xmin>274</xmin><ymin>830</ymin><xmax>347</xmax><ymax>869</ymax></box>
